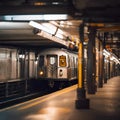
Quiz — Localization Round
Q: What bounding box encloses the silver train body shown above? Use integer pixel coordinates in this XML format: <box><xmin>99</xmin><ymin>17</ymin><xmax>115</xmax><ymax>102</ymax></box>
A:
<box><xmin>36</xmin><ymin>48</ymin><xmax>78</xmax><ymax>86</ymax></box>
<box><xmin>0</xmin><ymin>47</ymin><xmax>36</xmax><ymax>82</ymax></box>
<box><xmin>0</xmin><ymin>47</ymin><xmax>78</xmax><ymax>90</ymax></box>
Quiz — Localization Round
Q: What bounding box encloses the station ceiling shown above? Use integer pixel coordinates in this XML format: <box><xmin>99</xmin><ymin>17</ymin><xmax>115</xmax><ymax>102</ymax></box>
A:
<box><xmin>0</xmin><ymin>0</ymin><xmax>120</xmax><ymax>58</ymax></box>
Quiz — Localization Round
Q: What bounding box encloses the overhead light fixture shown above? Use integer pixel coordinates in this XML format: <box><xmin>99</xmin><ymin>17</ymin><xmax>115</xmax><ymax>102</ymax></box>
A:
<box><xmin>3</xmin><ymin>14</ymin><xmax>68</xmax><ymax>21</ymax></box>
<box><xmin>55</xmin><ymin>33</ymin><xmax>64</xmax><ymax>39</ymax></box>
<box><xmin>52</xmin><ymin>2</ymin><xmax>59</xmax><ymax>5</ymax></box>
<box><xmin>29</xmin><ymin>21</ymin><xmax>67</xmax><ymax>40</ymax></box>
<box><xmin>103</xmin><ymin>49</ymin><xmax>111</xmax><ymax>57</ymax></box>
<box><xmin>37</xmin><ymin>30</ymin><xmax>68</xmax><ymax>46</ymax></box>
<box><xmin>29</xmin><ymin>21</ymin><xmax>69</xmax><ymax>46</ymax></box>
<box><xmin>41</xmin><ymin>22</ymin><xmax>57</xmax><ymax>35</ymax></box>
<box><xmin>103</xmin><ymin>49</ymin><xmax>120</xmax><ymax>64</ymax></box>
<box><xmin>29</xmin><ymin>21</ymin><xmax>57</xmax><ymax>35</ymax></box>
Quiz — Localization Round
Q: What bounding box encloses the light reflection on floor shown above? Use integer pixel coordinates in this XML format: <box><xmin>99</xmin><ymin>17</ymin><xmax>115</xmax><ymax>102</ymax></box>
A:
<box><xmin>25</xmin><ymin>107</ymin><xmax>71</xmax><ymax>120</ymax></box>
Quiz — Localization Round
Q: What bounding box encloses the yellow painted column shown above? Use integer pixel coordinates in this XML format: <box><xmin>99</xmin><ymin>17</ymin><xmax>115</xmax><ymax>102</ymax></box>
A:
<box><xmin>78</xmin><ymin>42</ymin><xmax>83</xmax><ymax>88</ymax></box>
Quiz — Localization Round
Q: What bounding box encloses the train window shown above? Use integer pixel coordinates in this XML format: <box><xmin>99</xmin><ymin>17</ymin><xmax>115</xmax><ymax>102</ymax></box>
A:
<box><xmin>39</xmin><ymin>55</ymin><xmax>44</xmax><ymax>66</ymax></box>
<box><xmin>59</xmin><ymin>55</ymin><xmax>66</xmax><ymax>67</ymax></box>
<box><xmin>68</xmin><ymin>56</ymin><xmax>70</xmax><ymax>67</ymax></box>
<box><xmin>50</xmin><ymin>57</ymin><xmax>55</xmax><ymax>65</ymax></box>
<box><xmin>72</xmin><ymin>56</ymin><xmax>76</xmax><ymax>67</ymax></box>
<box><xmin>76</xmin><ymin>58</ymin><xmax>78</xmax><ymax>67</ymax></box>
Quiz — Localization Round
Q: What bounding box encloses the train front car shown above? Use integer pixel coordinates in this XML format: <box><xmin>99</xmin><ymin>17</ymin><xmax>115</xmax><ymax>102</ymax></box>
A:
<box><xmin>37</xmin><ymin>48</ymin><xmax>77</xmax><ymax>88</ymax></box>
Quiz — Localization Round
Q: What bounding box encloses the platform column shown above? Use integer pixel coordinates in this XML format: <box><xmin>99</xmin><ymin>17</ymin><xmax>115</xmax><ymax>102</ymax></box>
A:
<box><xmin>104</xmin><ymin>59</ymin><xmax>108</xmax><ymax>83</ymax></box>
<box><xmin>98</xmin><ymin>42</ymin><xmax>104</xmax><ymax>87</ymax></box>
<box><xmin>112</xmin><ymin>61</ymin><xmax>115</xmax><ymax>77</ymax></box>
<box><xmin>103</xmin><ymin>33</ymin><xmax>107</xmax><ymax>83</ymax></box>
<box><xmin>107</xmin><ymin>58</ymin><xmax>110</xmax><ymax>79</ymax></box>
<box><xmin>75</xmin><ymin>23</ymin><xmax>89</xmax><ymax>109</ymax></box>
<box><xmin>87</xmin><ymin>26</ymin><xmax>97</xmax><ymax>94</ymax></box>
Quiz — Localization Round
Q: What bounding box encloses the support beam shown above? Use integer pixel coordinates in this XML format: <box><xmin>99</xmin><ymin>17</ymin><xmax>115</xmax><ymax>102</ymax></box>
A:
<box><xmin>87</xmin><ymin>26</ymin><xmax>97</xmax><ymax>94</ymax></box>
<box><xmin>104</xmin><ymin>58</ymin><xmax>108</xmax><ymax>83</ymax></box>
<box><xmin>107</xmin><ymin>58</ymin><xmax>110</xmax><ymax>79</ymax></box>
<box><xmin>75</xmin><ymin>23</ymin><xmax>89</xmax><ymax>109</ymax></box>
<box><xmin>103</xmin><ymin>33</ymin><xmax>107</xmax><ymax>83</ymax></box>
<box><xmin>98</xmin><ymin>41</ymin><xmax>104</xmax><ymax>87</ymax></box>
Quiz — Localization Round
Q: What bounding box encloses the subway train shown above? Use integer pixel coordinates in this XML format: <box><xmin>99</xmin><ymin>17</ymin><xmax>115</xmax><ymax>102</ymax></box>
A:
<box><xmin>0</xmin><ymin>47</ymin><xmax>36</xmax><ymax>82</ymax></box>
<box><xmin>0</xmin><ymin>47</ymin><xmax>78</xmax><ymax>91</ymax></box>
<box><xmin>0</xmin><ymin>47</ymin><xmax>89</xmax><ymax>95</ymax></box>
<box><xmin>36</xmin><ymin>48</ymin><xmax>78</xmax><ymax>88</ymax></box>
<box><xmin>0</xmin><ymin>47</ymin><xmax>37</xmax><ymax>98</ymax></box>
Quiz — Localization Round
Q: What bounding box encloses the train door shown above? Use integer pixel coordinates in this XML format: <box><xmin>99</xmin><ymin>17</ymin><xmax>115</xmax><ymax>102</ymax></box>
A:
<box><xmin>46</xmin><ymin>55</ymin><xmax>57</xmax><ymax>78</ymax></box>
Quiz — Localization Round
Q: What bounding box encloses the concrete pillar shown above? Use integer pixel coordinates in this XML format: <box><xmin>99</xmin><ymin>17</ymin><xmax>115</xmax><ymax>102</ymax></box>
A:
<box><xmin>107</xmin><ymin>58</ymin><xmax>110</xmax><ymax>79</ymax></box>
<box><xmin>98</xmin><ymin>42</ymin><xmax>104</xmax><ymax>87</ymax></box>
<box><xmin>104</xmin><ymin>58</ymin><xmax>108</xmax><ymax>83</ymax></box>
<box><xmin>87</xmin><ymin>26</ymin><xmax>97</xmax><ymax>94</ymax></box>
<box><xmin>103</xmin><ymin>33</ymin><xmax>107</xmax><ymax>83</ymax></box>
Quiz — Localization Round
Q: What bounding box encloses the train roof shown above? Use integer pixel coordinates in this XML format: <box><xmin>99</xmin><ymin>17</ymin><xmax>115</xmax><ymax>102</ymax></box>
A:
<box><xmin>39</xmin><ymin>48</ymin><xmax>78</xmax><ymax>56</ymax></box>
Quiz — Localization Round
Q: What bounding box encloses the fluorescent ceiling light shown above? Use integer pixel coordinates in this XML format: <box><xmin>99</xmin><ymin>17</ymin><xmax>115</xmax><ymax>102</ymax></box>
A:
<box><xmin>52</xmin><ymin>2</ymin><xmax>59</xmax><ymax>5</ymax></box>
<box><xmin>37</xmin><ymin>31</ymin><xmax>68</xmax><ymax>46</ymax></box>
<box><xmin>29</xmin><ymin>21</ymin><xmax>56</xmax><ymax>35</ymax></box>
<box><xmin>55</xmin><ymin>33</ymin><xmax>64</xmax><ymax>39</ymax></box>
<box><xmin>29</xmin><ymin>21</ymin><xmax>66</xmax><ymax>40</ymax></box>
<box><xmin>103</xmin><ymin>49</ymin><xmax>120</xmax><ymax>64</ymax></box>
<box><xmin>103</xmin><ymin>49</ymin><xmax>111</xmax><ymax>56</ymax></box>
<box><xmin>41</xmin><ymin>23</ymin><xmax>57</xmax><ymax>34</ymax></box>
<box><xmin>0</xmin><ymin>22</ymin><xmax>30</xmax><ymax>29</ymax></box>
<box><xmin>3</xmin><ymin>14</ymin><xmax>68</xmax><ymax>21</ymax></box>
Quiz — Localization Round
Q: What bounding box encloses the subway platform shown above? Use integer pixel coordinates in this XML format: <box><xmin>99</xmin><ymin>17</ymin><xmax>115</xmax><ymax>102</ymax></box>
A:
<box><xmin>0</xmin><ymin>76</ymin><xmax>120</xmax><ymax>120</ymax></box>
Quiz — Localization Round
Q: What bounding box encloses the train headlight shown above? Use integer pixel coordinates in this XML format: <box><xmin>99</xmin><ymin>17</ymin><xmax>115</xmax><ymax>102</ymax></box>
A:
<box><xmin>59</xmin><ymin>69</ymin><xmax>63</xmax><ymax>77</ymax></box>
<box><xmin>39</xmin><ymin>70</ymin><xmax>44</xmax><ymax>76</ymax></box>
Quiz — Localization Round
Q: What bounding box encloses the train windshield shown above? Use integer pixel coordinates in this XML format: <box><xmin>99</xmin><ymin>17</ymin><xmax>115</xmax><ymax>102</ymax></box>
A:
<box><xmin>39</xmin><ymin>55</ymin><xmax>44</xmax><ymax>67</ymax></box>
<box><xmin>50</xmin><ymin>57</ymin><xmax>56</xmax><ymax>65</ymax></box>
